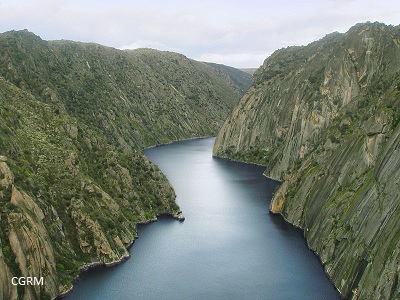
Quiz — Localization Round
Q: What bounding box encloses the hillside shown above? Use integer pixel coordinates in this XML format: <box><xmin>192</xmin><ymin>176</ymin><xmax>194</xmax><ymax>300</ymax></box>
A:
<box><xmin>213</xmin><ymin>22</ymin><xmax>400</xmax><ymax>299</ymax></box>
<box><xmin>0</xmin><ymin>30</ymin><xmax>252</xmax><ymax>148</ymax></box>
<box><xmin>0</xmin><ymin>30</ymin><xmax>251</xmax><ymax>299</ymax></box>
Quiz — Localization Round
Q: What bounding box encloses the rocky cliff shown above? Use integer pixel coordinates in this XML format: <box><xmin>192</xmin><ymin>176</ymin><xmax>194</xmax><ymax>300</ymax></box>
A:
<box><xmin>214</xmin><ymin>22</ymin><xmax>400</xmax><ymax>299</ymax></box>
<box><xmin>0</xmin><ymin>31</ymin><xmax>250</xmax><ymax>299</ymax></box>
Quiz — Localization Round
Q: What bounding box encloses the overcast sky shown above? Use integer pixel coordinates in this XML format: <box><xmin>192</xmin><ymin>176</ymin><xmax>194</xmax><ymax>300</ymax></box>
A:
<box><xmin>1</xmin><ymin>0</ymin><xmax>400</xmax><ymax>68</ymax></box>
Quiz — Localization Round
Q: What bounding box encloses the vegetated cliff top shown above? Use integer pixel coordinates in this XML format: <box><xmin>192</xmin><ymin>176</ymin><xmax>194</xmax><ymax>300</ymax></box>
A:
<box><xmin>0</xmin><ymin>30</ymin><xmax>252</xmax><ymax>299</ymax></box>
<box><xmin>213</xmin><ymin>21</ymin><xmax>400</xmax><ymax>299</ymax></box>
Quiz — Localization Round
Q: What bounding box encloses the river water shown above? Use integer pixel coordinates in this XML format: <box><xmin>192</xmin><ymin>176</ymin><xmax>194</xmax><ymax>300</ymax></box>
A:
<box><xmin>66</xmin><ymin>138</ymin><xmax>340</xmax><ymax>299</ymax></box>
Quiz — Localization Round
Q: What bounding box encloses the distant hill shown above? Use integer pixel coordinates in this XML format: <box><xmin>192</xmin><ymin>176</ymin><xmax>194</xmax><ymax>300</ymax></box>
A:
<box><xmin>239</xmin><ymin>68</ymin><xmax>257</xmax><ymax>75</ymax></box>
<box><xmin>0</xmin><ymin>30</ymin><xmax>250</xmax><ymax>299</ymax></box>
<box><xmin>204</xmin><ymin>62</ymin><xmax>253</xmax><ymax>94</ymax></box>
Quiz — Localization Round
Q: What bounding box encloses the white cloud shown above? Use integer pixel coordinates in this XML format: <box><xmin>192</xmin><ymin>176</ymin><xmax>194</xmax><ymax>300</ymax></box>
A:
<box><xmin>119</xmin><ymin>39</ymin><xmax>181</xmax><ymax>53</ymax></box>
<box><xmin>119</xmin><ymin>40</ymin><xmax>164</xmax><ymax>50</ymax></box>
<box><xmin>1</xmin><ymin>0</ymin><xmax>400</xmax><ymax>68</ymax></box>
<box><xmin>195</xmin><ymin>52</ymin><xmax>269</xmax><ymax>69</ymax></box>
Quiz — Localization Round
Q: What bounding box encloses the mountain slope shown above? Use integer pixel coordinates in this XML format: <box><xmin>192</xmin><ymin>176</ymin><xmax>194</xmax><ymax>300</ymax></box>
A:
<box><xmin>0</xmin><ymin>30</ymin><xmax>252</xmax><ymax>148</ymax></box>
<box><xmin>0</xmin><ymin>30</ymin><xmax>250</xmax><ymax>299</ymax></box>
<box><xmin>213</xmin><ymin>22</ymin><xmax>400</xmax><ymax>299</ymax></box>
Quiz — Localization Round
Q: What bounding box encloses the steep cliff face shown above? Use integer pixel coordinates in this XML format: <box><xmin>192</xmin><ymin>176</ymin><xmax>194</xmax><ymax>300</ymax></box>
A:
<box><xmin>270</xmin><ymin>99</ymin><xmax>400</xmax><ymax>299</ymax></box>
<box><xmin>214</xmin><ymin>22</ymin><xmax>400</xmax><ymax>179</ymax></box>
<box><xmin>0</xmin><ymin>31</ymin><xmax>249</xmax><ymax>299</ymax></box>
<box><xmin>2</xmin><ymin>162</ymin><xmax>59</xmax><ymax>299</ymax></box>
<box><xmin>214</xmin><ymin>22</ymin><xmax>400</xmax><ymax>299</ymax></box>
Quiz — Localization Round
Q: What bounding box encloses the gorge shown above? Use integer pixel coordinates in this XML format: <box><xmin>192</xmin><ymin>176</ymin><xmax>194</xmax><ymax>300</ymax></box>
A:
<box><xmin>1</xmin><ymin>21</ymin><xmax>400</xmax><ymax>299</ymax></box>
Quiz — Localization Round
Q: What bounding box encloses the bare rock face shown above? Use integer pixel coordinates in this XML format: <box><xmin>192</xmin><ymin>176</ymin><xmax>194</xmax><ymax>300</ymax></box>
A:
<box><xmin>0</xmin><ymin>163</ymin><xmax>18</xmax><ymax>300</ymax></box>
<box><xmin>214</xmin><ymin>22</ymin><xmax>400</xmax><ymax>299</ymax></box>
<box><xmin>0</xmin><ymin>258</ymin><xmax>16</xmax><ymax>300</ymax></box>
<box><xmin>1</xmin><ymin>161</ymin><xmax>57</xmax><ymax>299</ymax></box>
<box><xmin>9</xmin><ymin>186</ymin><xmax>59</xmax><ymax>299</ymax></box>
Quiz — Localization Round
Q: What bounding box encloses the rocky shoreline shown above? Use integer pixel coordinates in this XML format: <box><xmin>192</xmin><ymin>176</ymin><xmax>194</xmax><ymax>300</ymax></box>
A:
<box><xmin>143</xmin><ymin>136</ymin><xmax>214</xmax><ymax>151</ymax></box>
<box><xmin>56</xmin><ymin>211</ymin><xmax>184</xmax><ymax>299</ymax></box>
<box><xmin>211</xmin><ymin>154</ymin><xmax>267</xmax><ymax>168</ymax></box>
<box><xmin>56</xmin><ymin>135</ymin><xmax>190</xmax><ymax>300</ymax></box>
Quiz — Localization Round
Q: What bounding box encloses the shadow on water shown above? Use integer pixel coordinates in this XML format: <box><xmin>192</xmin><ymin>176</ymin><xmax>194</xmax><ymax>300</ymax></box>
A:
<box><xmin>211</xmin><ymin>156</ymin><xmax>281</xmax><ymax>193</ymax></box>
<box><xmin>269</xmin><ymin>212</ymin><xmax>293</xmax><ymax>231</ymax></box>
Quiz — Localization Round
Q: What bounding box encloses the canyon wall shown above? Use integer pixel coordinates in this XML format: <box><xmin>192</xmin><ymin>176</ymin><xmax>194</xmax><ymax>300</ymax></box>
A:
<box><xmin>214</xmin><ymin>22</ymin><xmax>400</xmax><ymax>299</ymax></box>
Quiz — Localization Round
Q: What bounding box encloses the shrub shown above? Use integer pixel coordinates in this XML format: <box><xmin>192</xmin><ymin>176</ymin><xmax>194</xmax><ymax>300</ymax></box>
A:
<box><xmin>2</xmin><ymin>245</ymin><xmax>10</xmax><ymax>256</ymax></box>
<box><xmin>57</xmin><ymin>263</ymin><xmax>65</xmax><ymax>272</ymax></box>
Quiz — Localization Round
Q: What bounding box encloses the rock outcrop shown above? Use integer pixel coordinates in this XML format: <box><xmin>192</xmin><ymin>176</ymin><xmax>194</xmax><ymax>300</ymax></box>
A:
<box><xmin>214</xmin><ymin>22</ymin><xmax>400</xmax><ymax>299</ymax></box>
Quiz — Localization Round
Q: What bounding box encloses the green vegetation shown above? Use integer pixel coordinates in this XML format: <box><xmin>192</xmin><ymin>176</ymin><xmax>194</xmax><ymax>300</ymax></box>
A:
<box><xmin>392</xmin><ymin>109</ymin><xmax>400</xmax><ymax>129</ymax></box>
<box><xmin>0</xmin><ymin>30</ymin><xmax>250</xmax><ymax>299</ymax></box>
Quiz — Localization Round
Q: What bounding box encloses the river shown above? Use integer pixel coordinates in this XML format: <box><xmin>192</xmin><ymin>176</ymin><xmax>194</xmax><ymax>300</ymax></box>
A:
<box><xmin>66</xmin><ymin>137</ymin><xmax>340</xmax><ymax>299</ymax></box>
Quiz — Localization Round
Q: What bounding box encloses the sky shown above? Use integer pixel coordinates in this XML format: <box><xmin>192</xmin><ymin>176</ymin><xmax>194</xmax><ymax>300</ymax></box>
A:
<box><xmin>1</xmin><ymin>0</ymin><xmax>400</xmax><ymax>68</ymax></box>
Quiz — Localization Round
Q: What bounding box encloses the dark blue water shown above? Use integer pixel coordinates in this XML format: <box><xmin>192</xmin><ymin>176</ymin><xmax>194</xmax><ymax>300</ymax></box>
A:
<box><xmin>67</xmin><ymin>138</ymin><xmax>340</xmax><ymax>299</ymax></box>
